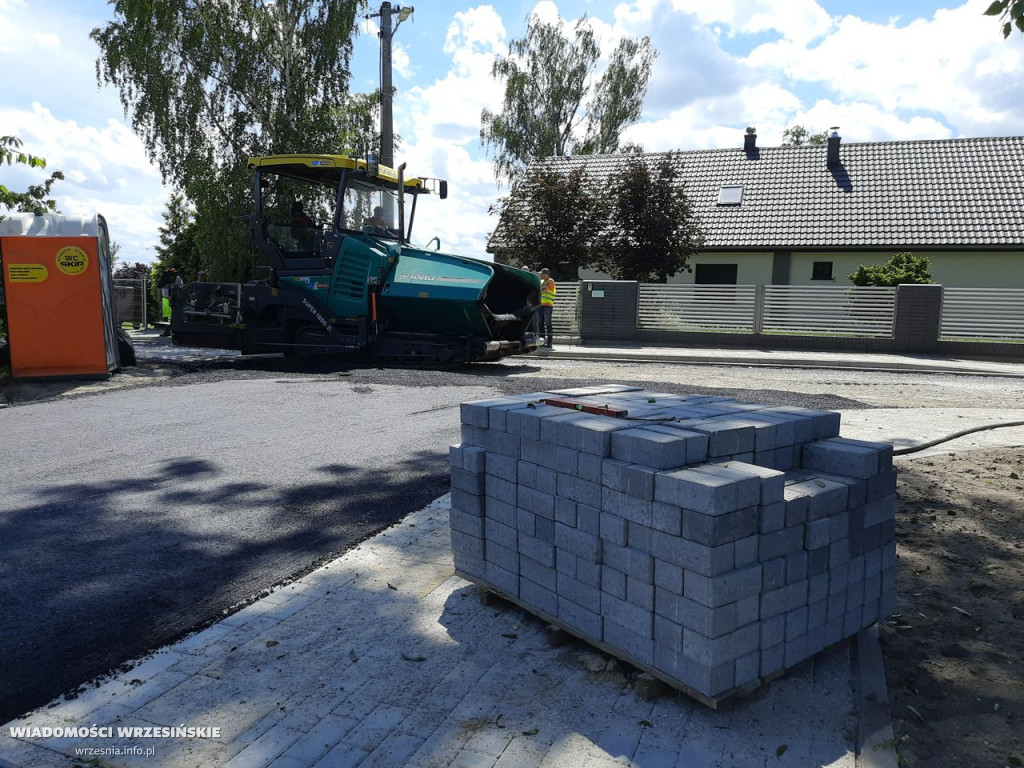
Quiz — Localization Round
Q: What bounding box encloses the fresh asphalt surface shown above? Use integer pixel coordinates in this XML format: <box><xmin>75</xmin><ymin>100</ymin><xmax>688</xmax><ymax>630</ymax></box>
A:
<box><xmin>0</xmin><ymin>349</ymin><xmax>874</xmax><ymax>726</ymax></box>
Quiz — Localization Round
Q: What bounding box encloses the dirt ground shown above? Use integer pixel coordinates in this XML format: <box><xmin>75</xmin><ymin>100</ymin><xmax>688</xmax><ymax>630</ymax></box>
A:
<box><xmin>881</xmin><ymin>447</ymin><xmax>1024</xmax><ymax>768</ymax></box>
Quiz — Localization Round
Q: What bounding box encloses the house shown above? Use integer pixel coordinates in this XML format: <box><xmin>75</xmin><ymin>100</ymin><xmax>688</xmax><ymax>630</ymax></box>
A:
<box><xmin>489</xmin><ymin>131</ymin><xmax>1024</xmax><ymax>288</ymax></box>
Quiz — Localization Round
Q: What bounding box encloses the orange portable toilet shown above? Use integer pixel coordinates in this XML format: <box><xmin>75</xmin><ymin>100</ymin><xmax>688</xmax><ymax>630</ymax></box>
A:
<box><xmin>0</xmin><ymin>213</ymin><xmax>121</xmax><ymax>379</ymax></box>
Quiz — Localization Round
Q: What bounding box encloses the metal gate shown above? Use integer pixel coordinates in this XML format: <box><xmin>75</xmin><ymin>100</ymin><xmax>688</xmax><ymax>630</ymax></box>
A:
<box><xmin>113</xmin><ymin>278</ymin><xmax>149</xmax><ymax>328</ymax></box>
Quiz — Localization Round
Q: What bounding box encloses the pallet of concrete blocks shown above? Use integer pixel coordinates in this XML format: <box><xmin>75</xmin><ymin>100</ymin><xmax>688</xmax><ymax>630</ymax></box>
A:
<box><xmin>448</xmin><ymin>386</ymin><xmax>897</xmax><ymax>707</ymax></box>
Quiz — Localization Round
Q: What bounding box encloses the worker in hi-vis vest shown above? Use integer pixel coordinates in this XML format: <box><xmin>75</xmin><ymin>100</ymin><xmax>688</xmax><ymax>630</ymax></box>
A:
<box><xmin>539</xmin><ymin>267</ymin><xmax>556</xmax><ymax>349</ymax></box>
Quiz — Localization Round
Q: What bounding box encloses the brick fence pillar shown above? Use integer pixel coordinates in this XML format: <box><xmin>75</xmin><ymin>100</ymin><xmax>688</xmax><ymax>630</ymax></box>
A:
<box><xmin>580</xmin><ymin>281</ymin><xmax>638</xmax><ymax>344</ymax></box>
<box><xmin>893</xmin><ymin>284</ymin><xmax>943</xmax><ymax>353</ymax></box>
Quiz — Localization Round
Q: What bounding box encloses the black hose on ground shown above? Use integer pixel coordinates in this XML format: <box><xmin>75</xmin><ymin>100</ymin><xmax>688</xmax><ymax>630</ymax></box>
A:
<box><xmin>893</xmin><ymin>420</ymin><xmax>1024</xmax><ymax>456</ymax></box>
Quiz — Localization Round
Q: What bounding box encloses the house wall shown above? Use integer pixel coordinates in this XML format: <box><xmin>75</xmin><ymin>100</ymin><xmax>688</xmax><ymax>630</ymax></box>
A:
<box><xmin>580</xmin><ymin>250</ymin><xmax>1024</xmax><ymax>288</ymax></box>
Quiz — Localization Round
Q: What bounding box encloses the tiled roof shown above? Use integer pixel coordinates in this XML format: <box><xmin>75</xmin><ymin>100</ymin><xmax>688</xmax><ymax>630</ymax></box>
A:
<box><xmin>492</xmin><ymin>136</ymin><xmax>1024</xmax><ymax>251</ymax></box>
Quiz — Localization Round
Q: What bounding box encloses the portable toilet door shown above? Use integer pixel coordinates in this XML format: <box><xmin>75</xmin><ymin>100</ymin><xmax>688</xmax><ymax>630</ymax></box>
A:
<box><xmin>0</xmin><ymin>213</ymin><xmax>120</xmax><ymax>379</ymax></box>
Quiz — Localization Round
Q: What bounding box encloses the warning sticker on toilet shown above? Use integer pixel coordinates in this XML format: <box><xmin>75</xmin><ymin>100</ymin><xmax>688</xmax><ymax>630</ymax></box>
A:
<box><xmin>7</xmin><ymin>264</ymin><xmax>49</xmax><ymax>283</ymax></box>
<box><xmin>55</xmin><ymin>246</ymin><xmax>89</xmax><ymax>276</ymax></box>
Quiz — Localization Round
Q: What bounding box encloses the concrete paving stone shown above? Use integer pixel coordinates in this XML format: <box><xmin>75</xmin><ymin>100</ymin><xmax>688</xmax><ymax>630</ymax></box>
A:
<box><xmin>847</xmin><ymin>555</ymin><xmax>865</xmax><ymax>586</ymax></box>
<box><xmin>626</xmin><ymin>521</ymin><xmax>653</xmax><ymax>552</ymax></box>
<box><xmin>534</xmin><ymin>467</ymin><xmax>558</xmax><ymax>496</ymax></box>
<box><xmin>575</xmin><ymin>558</ymin><xmax>602</xmax><ymax>588</ymax></box>
<box><xmin>650</xmin><ymin>501</ymin><xmax>682</xmax><ymax>536</ymax></box>
<box><xmin>650</xmin><ymin>531</ymin><xmax>735</xmax><ymax>577</ymax></box>
<box><xmin>223</xmin><ymin>717</ymin><xmax>305</xmax><ymax>768</ymax></box>
<box><xmin>516</xmin><ymin>509</ymin><xmax>536</xmax><ymax>536</ymax></box>
<box><xmin>654</xmin><ymin>468</ymin><xmax>739</xmax><ymax>515</ymax></box>
<box><xmin>785</xmin><ymin>606</ymin><xmax>809</xmax><ymax>642</ymax></box>
<box><xmin>802</xmin><ymin>438</ymin><xmax>882</xmax><ymax>479</ymax></box>
<box><xmin>485</xmin><ymin>519</ymin><xmax>518</xmax><ymax>552</ymax></box>
<box><xmin>829</xmin><ymin>538</ymin><xmax>851</xmax><ymax>569</ymax></box>
<box><xmin>568</xmin><ymin>416</ymin><xmax>636</xmax><ymax>456</ymax></box>
<box><xmin>761</xmin><ymin>643</ymin><xmax>785</xmax><ymax>678</ymax></box>
<box><xmin>759</xmin><ymin>525</ymin><xmax>805</xmax><ymax>561</ymax></box>
<box><xmin>547</xmin><ymin>412</ymin><xmax>596</xmax><ymax>449</ymax></box>
<box><xmin>807</xmin><ymin>546</ymin><xmax>829</xmax><ymax>577</ymax></box>
<box><xmin>519</xmin><ymin>536</ymin><xmax>555</xmax><ymax>569</ymax></box>
<box><xmin>535</xmin><ymin>515</ymin><xmax>555</xmax><ymax>543</ymax></box>
<box><xmin>491</xmin><ymin>735</ymin><xmax>549</xmax><ymax>768</ymax></box>
<box><xmin>866</xmin><ymin>468</ymin><xmax>897</xmax><ymax>502</ymax></box>
<box><xmin>520</xmin><ymin>439</ymin><xmax>558</xmax><ymax>471</ymax></box>
<box><xmin>517</xmin><ymin>461</ymin><xmax>538</xmax><ymax>489</ymax></box>
<box><xmin>785</xmin><ymin>550</ymin><xmax>808</xmax><ymax>584</ymax></box>
<box><xmin>784</xmin><ymin>634</ymin><xmax>808</xmax><ymax>669</ymax></box>
<box><xmin>760</xmin><ymin>581</ymin><xmax>808</xmax><ymax>620</ymax></box>
<box><xmin>610</xmin><ymin>428</ymin><xmax>692</xmax><ymax>470</ymax></box>
<box><xmin>576</xmin><ymin>452</ymin><xmax>603</xmax><ymax>484</ymax></box>
<box><xmin>461</xmin><ymin>425</ymin><xmax>486</xmax><ymax>448</ymax></box>
<box><xmin>554</xmin><ymin>447</ymin><xmax>578</xmax><ymax>476</ymax></box>
<box><xmin>600</xmin><ymin>458</ymin><xmax>630</xmax><ymax>493</ymax></box>
<box><xmin>653</xmin><ymin>614</ymin><xmax>683</xmax><ymax>653</ymax></box>
<box><xmin>451</xmin><ymin>510</ymin><xmax>486</xmax><ymax>539</ymax></box>
<box><xmin>599</xmin><ymin>512</ymin><xmax>627</xmax><ymax>547</ymax></box>
<box><xmin>683</xmin><ymin>564</ymin><xmax>763</xmax><ymax>609</ymax></box>
<box><xmin>808</xmin><ymin>573</ymin><xmax>829</xmax><ymax>604</ymax></box>
<box><xmin>486</xmin><ymin>431</ymin><xmax>523</xmax><ymax>461</ymax></box>
<box><xmin>827</xmin><ymin>589</ymin><xmax>847</xmax><ymax>622</ymax></box>
<box><xmin>626</xmin><ymin>576</ymin><xmax>654</xmax><ymax>611</ymax></box>
<box><xmin>863</xmin><ymin>494</ymin><xmax>896</xmax><ymax>528</ymax></box>
<box><xmin>795</xmin><ymin>478</ymin><xmax>849</xmax><ymax>521</ymax></box>
<box><xmin>653</xmin><ymin>559</ymin><xmax>684</xmax><ymax>595</ymax></box>
<box><xmin>268</xmin><ymin>755</ymin><xmax>313</xmax><ymax>768</ymax></box>
<box><xmin>360</xmin><ymin>732</ymin><xmax>427</xmax><ymax>768</ymax></box>
<box><xmin>486</xmin><ymin>475</ymin><xmax>518</xmax><ymax>507</ymax></box>
<box><xmin>576</xmin><ymin>504</ymin><xmax>600</xmax><ymax>536</ymax></box>
<box><xmin>553</xmin><ymin>496</ymin><xmax>577</xmax><ymax>528</ymax></box>
<box><xmin>280</xmin><ymin>714</ymin><xmax>360</xmax><ymax>764</ymax></box>
<box><xmin>506</xmin><ymin>405</ymin><xmax>567</xmax><ymax>441</ymax></box>
<box><xmin>484</xmin><ymin>561</ymin><xmax>518</xmax><ymax>596</ymax></box>
<box><xmin>804</xmin><ymin>518</ymin><xmax>830</xmax><ymax>550</ymax></box>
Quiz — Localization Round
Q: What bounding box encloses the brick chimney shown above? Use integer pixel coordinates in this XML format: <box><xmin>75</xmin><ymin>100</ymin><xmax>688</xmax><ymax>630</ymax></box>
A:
<box><xmin>744</xmin><ymin>126</ymin><xmax>757</xmax><ymax>152</ymax></box>
<box><xmin>826</xmin><ymin>127</ymin><xmax>841</xmax><ymax>169</ymax></box>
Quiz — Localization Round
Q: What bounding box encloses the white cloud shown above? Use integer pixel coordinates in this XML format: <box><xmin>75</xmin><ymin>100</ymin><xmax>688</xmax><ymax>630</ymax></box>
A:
<box><xmin>670</xmin><ymin>0</ymin><xmax>832</xmax><ymax>44</ymax></box>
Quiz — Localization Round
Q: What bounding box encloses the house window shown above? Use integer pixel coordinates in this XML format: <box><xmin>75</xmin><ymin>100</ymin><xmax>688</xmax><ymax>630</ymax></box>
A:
<box><xmin>717</xmin><ymin>185</ymin><xmax>743</xmax><ymax>205</ymax></box>
<box><xmin>812</xmin><ymin>261</ymin><xmax>834</xmax><ymax>280</ymax></box>
<box><xmin>695</xmin><ymin>264</ymin><xmax>738</xmax><ymax>284</ymax></box>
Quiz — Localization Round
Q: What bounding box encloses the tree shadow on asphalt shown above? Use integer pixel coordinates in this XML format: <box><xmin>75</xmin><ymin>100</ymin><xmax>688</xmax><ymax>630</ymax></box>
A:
<box><xmin>0</xmin><ymin>448</ymin><xmax>452</xmax><ymax>724</ymax></box>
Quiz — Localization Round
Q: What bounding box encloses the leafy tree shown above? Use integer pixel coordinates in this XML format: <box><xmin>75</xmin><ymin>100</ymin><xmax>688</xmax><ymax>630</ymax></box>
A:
<box><xmin>152</xmin><ymin>193</ymin><xmax>205</xmax><ymax>285</ymax></box>
<box><xmin>984</xmin><ymin>0</ymin><xmax>1024</xmax><ymax>37</ymax></box>
<box><xmin>781</xmin><ymin>126</ymin><xmax>829</xmax><ymax>146</ymax></box>
<box><xmin>113</xmin><ymin>261</ymin><xmax>152</xmax><ymax>280</ymax></box>
<box><xmin>848</xmin><ymin>252</ymin><xmax>934</xmax><ymax>286</ymax></box>
<box><xmin>593</xmin><ymin>153</ymin><xmax>704</xmax><ymax>283</ymax></box>
<box><xmin>481</xmin><ymin>14</ymin><xmax>656</xmax><ymax>184</ymax></box>
<box><xmin>92</xmin><ymin>0</ymin><xmax>367</xmax><ymax>281</ymax></box>
<box><xmin>489</xmin><ymin>165</ymin><xmax>604</xmax><ymax>280</ymax></box>
<box><xmin>0</xmin><ymin>135</ymin><xmax>64</xmax><ymax>216</ymax></box>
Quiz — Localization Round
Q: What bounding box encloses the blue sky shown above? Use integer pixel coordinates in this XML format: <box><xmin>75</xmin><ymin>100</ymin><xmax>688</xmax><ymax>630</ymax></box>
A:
<box><xmin>2</xmin><ymin>0</ymin><xmax>1021</xmax><ymax>267</ymax></box>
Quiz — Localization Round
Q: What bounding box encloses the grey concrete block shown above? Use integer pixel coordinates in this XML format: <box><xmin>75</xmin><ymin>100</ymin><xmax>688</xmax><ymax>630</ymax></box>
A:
<box><xmin>637</xmin><ymin>424</ymin><xmax>710</xmax><ymax>465</ymax></box>
<box><xmin>784</xmin><ymin>634</ymin><xmax>808</xmax><ymax>669</ymax></box>
<box><xmin>658</xmin><ymin>589</ymin><xmax>748</xmax><ymax>639</ymax></box>
<box><xmin>521</xmin><ymin>552</ymin><xmax>557</xmax><ymax>591</ymax></box>
<box><xmin>557</xmin><ymin>596</ymin><xmax>603</xmax><ymax>639</ymax></box>
<box><xmin>520</xmin><ymin>576</ymin><xmax>558</xmax><ymax>616</ymax></box>
<box><xmin>576</xmin><ymin>557</ymin><xmax>602</xmax><ymax>587</ymax></box>
<box><xmin>485</xmin><ymin>560</ymin><xmax>518</xmax><ymax>596</ymax></box>
<box><xmin>535</xmin><ymin>466</ymin><xmax>557</xmax><ymax>495</ymax></box>
<box><xmin>803</xmin><ymin>437</ymin><xmax>882</xmax><ymax>479</ymax></box>
<box><xmin>599</xmin><ymin>512</ymin><xmax>628</xmax><ymax>546</ymax></box>
<box><xmin>601</xmin><ymin>487</ymin><xmax>653</xmax><ymax>526</ymax></box>
<box><xmin>760</xmin><ymin>581</ymin><xmax>808</xmax><ymax>619</ymax></box>
<box><xmin>845</xmin><ymin>580</ymin><xmax>865</xmax><ymax>613</ymax></box>
<box><xmin>485</xmin><ymin>429</ymin><xmax>522</xmax><ymax>460</ymax></box>
<box><xmin>760</xmin><ymin>525</ymin><xmax>804</xmax><ymax>560</ymax></box>
<box><xmin>843</xmin><ymin>607</ymin><xmax>864</xmax><ymax>639</ymax></box>
<box><xmin>450</xmin><ymin>530</ymin><xmax>485</xmax><ymax>559</ymax></box>
<box><xmin>520</xmin><ymin>438</ymin><xmax>557</xmax><ymax>470</ymax></box>
<box><xmin>654</xmin><ymin>614</ymin><xmax>683</xmax><ymax>652</ymax></box>
<box><xmin>534</xmin><ymin>516</ymin><xmax>554</xmax><ymax>543</ymax></box>
<box><xmin>450</xmin><ymin>489</ymin><xmax>485</xmax><ymax>517</ymax></box>
<box><xmin>829</xmin><ymin>539</ymin><xmax>851</xmax><ymax>569</ymax></box>
<box><xmin>785</xmin><ymin>551</ymin><xmax>808</xmax><ymax>584</ymax></box>
<box><xmin>708</xmin><ymin>461</ymin><xmax>786</xmax><ymax>505</ymax></box>
<box><xmin>624</xmin><ymin>463</ymin><xmax>658</xmax><ymax>501</ymax></box>
<box><xmin>557</xmin><ymin>474</ymin><xmax>602</xmax><ymax>509</ymax></box>
<box><xmin>460</xmin><ymin>401</ymin><xmax>492</xmax><ymax>428</ymax></box>
<box><xmin>759</xmin><ymin>501</ymin><xmax>785</xmax><ymax>533</ymax></box>
<box><xmin>823</xmin><ymin>617</ymin><xmax>844</xmax><ymax>648</ymax></box>
<box><xmin>507</xmin><ymin>404</ymin><xmax>571</xmax><ymax>440</ymax></box>
<box><xmin>734</xmin><ymin>535</ymin><xmax>759</xmax><ymax>567</ymax></box>
<box><xmin>761</xmin><ymin>614</ymin><xmax>785</xmax><ymax>650</ymax></box>
<box><xmin>654</xmin><ymin>559</ymin><xmax>685</xmax><ymax>594</ymax></box>
<box><xmin>682</xmin><ymin>506</ymin><xmax>758</xmax><ymax>546</ymax></box>
<box><xmin>485</xmin><ymin>474</ymin><xmax>518</xmax><ymax>506</ymax></box>
<box><xmin>881</xmin><ymin>542</ymin><xmax>897</xmax><ymax>569</ymax></box>
<box><xmin>601</xmin><ymin>458</ymin><xmax>631</xmax><ymax>492</ymax></box>
<box><xmin>611</xmin><ymin>427</ymin><xmax>692</xmax><ymax>469</ymax></box>
<box><xmin>805</xmin><ymin>625</ymin><xmax>826</xmax><ymax>656</ymax></box>
<box><xmin>808</xmin><ymin>572</ymin><xmax>829</xmax><ymax>604</ymax></box>
<box><xmin>847</xmin><ymin>555</ymin><xmax>865</xmax><ymax>586</ymax></box>
<box><xmin>485</xmin><ymin>539</ymin><xmax>518</xmax><ymax>574</ymax></box>
<box><xmin>486</xmin><ymin>452</ymin><xmax>517</xmax><ymax>482</ymax></box>
<box><xmin>808</xmin><ymin>598</ymin><xmax>827</xmax><ymax>630</ymax></box>
<box><xmin>516</xmin><ymin>508</ymin><xmax>536</xmax><ymax>536</ymax></box>
<box><xmin>826</xmin><ymin>590</ymin><xmax>846</xmax><ymax>622</ymax></box>
<box><xmin>452</xmin><ymin>466</ymin><xmax>487</xmax><ymax>495</ymax></box>
<box><xmin>654</xmin><ymin>468</ymin><xmax>740</xmax><ymax>515</ymax></box>
<box><xmin>685</xmin><ymin>419</ymin><xmax>755</xmax><ymax>457</ymax></box>
<box><xmin>517</xmin><ymin>461</ymin><xmax>537</xmax><ymax>489</ymax></box>
<box><xmin>652</xmin><ymin>501</ymin><xmax>682</xmax><ymax>535</ymax></box>
<box><xmin>683</xmin><ymin>623</ymin><xmax>759</xmax><ymax>667</ymax></box>
<box><xmin>787</xmin><ymin>478</ymin><xmax>848</xmax><ymax>521</ymax></box>
<box><xmin>577</xmin><ymin>504</ymin><xmax>600</xmax><ymax>536</ymax></box>
<box><xmin>557</xmin><ymin>573</ymin><xmax>602</xmax><ymax>614</ymax></box>
<box><xmin>485</xmin><ymin>517</ymin><xmax>518</xmax><ymax>551</ymax></box>
<box><xmin>452</xmin><ymin>549</ymin><xmax>485</xmax><ymax>578</ymax></box>
<box><xmin>683</xmin><ymin>564</ymin><xmax>763</xmax><ymax>609</ymax></box>
<box><xmin>519</xmin><ymin>486</ymin><xmax>554</xmax><ymax>518</ymax></box>
<box><xmin>602</xmin><ymin>594</ymin><xmax>654</xmax><ymax>639</ymax></box>
<box><xmin>650</xmin><ymin>530</ymin><xmax>735</xmax><ymax>577</ymax></box>
<box><xmin>519</xmin><ymin>534</ymin><xmax>556</xmax><ymax>569</ymax></box>
<box><xmin>627</xmin><ymin>575</ymin><xmax>655</xmax><ymax>611</ymax></box>
<box><xmin>804</xmin><ymin>518</ymin><xmax>831</xmax><ymax>550</ymax></box>
<box><xmin>735</xmin><ymin>650</ymin><xmax>761</xmax><ymax>687</ymax></box>
<box><xmin>829</xmin><ymin>563</ymin><xmax>849</xmax><ymax>596</ymax></box>
<box><xmin>450</xmin><ymin>509</ymin><xmax>486</xmax><ymax>538</ymax></box>
<box><xmin>556</xmin><ymin>548</ymin><xmax>576</xmax><ymax>578</ymax></box>
<box><xmin>785</xmin><ymin>606</ymin><xmax>808</xmax><ymax>641</ymax></box>
<box><xmin>785</xmin><ymin>491</ymin><xmax>809</xmax><ymax>526</ymax></box>
<box><xmin>867</xmin><ymin>469</ymin><xmax>897</xmax><ymax>502</ymax></box>
<box><xmin>577</xmin><ymin>452</ymin><xmax>603</xmax><ymax>483</ymax></box>
<box><xmin>482</xmin><ymin>496</ymin><xmax>512</xmax><ymax>527</ymax></box>
<box><xmin>554</xmin><ymin>496</ymin><xmax>577</xmax><ymax>527</ymax></box>
<box><xmin>605</xmin><ymin>618</ymin><xmax>654</xmax><ymax>665</ymax></box>
<box><xmin>807</xmin><ymin>546</ymin><xmax>830</xmax><ymax>577</ymax></box>
<box><xmin>602</xmin><ymin>565</ymin><xmax>627</xmax><ymax>600</ymax></box>
<box><xmin>602</xmin><ymin>542</ymin><xmax>654</xmax><ymax>583</ymax></box>
<box><xmin>762</xmin><ymin>557</ymin><xmax>785</xmax><ymax>591</ymax></box>
<box><xmin>690</xmin><ymin>465</ymin><xmax>761</xmax><ymax>510</ymax></box>
<box><xmin>569</xmin><ymin>416</ymin><xmax>635</xmax><ymax>456</ymax></box>
<box><xmin>554</xmin><ymin>522</ymin><xmax>602</xmax><ymax>563</ymax></box>
<box><xmin>620</xmin><ymin>521</ymin><xmax>652</xmax><ymax>557</ymax></box>
<box><xmin>461</xmin><ymin>423</ymin><xmax>486</xmax><ymax>447</ymax></box>
<box><xmin>547</xmin><ymin>412</ymin><xmax>594</xmax><ymax>448</ymax></box>
<box><xmin>864</xmin><ymin>494</ymin><xmax>896</xmax><ymax>527</ymax></box>
<box><xmin>555</xmin><ymin>446</ymin><xmax>578</xmax><ymax>475</ymax></box>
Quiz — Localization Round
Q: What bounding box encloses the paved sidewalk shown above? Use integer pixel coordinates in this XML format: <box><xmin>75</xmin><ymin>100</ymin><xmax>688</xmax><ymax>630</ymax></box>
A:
<box><xmin>0</xmin><ymin>495</ymin><xmax>860</xmax><ymax>768</ymax></box>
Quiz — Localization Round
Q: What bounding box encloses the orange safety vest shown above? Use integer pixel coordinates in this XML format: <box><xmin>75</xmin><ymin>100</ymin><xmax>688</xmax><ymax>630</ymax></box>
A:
<box><xmin>540</xmin><ymin>277</ymin><xmax>556</xmax><ymax>306</ymax></box>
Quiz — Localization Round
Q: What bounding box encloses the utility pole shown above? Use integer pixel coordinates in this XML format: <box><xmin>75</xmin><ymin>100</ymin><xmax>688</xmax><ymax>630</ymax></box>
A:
<box><xmin>367</xmin><ymin>2</ymin><xmax>414</xmax><ymax>172</ymax></box>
